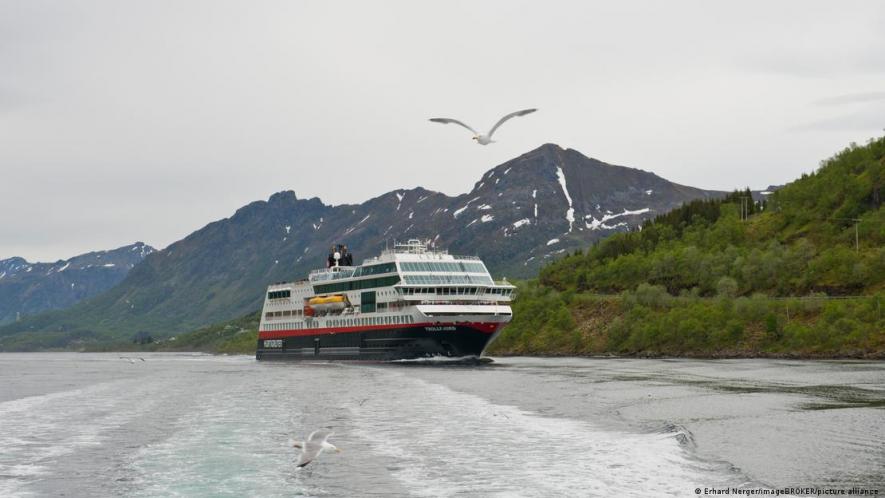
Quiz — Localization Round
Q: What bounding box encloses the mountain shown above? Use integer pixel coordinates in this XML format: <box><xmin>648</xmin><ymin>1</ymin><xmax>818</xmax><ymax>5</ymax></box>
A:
<box><xmin>490</xmin><ymin>136</ymin><xmax>885</xmax><ymax>357</ymax></box>
<box><xmin>0</xmin><ymin>242</ymin><xmax>155</xmax><ymax>324</ymax></box>
<box><xmin>0</xmin><ymin>144</ymin><xmax>735</xmax><ymax>349</ymax></box>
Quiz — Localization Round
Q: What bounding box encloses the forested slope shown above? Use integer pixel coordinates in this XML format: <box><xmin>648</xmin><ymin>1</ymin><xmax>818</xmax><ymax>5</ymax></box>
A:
<box><xmin>490</xmin><ymin>137</ymin><xmax>885</xmax><ymax>357</ymax></box>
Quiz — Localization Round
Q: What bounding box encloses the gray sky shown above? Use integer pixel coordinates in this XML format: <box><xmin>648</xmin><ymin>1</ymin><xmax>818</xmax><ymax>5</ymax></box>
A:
<box><xmin>2</xmin><ymin>0</ymin><xmax>884</xmax><ymax>262</ymax></box>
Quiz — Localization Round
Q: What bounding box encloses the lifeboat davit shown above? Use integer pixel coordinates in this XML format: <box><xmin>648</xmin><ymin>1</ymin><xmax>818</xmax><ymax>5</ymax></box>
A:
<box><xmin>307</xmin><ymin>295</ymin><xmax>348</xmax><ymax>314</ymax></box>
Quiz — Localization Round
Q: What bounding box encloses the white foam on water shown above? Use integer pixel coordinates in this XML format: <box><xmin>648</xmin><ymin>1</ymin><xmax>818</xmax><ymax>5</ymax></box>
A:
<box><xmin>0</xmin><ymin>379</ymin><xmax>163</xmax><ymax>497</ymax></box>
<box><xmin>125</xmin><ymin>388</ymin><xmax>309</xmax><ymax>498</ymax></box>
<box><xmin>348</xmin><ymin>370</ymin><xmax>731</xmax><ymax>497</ymax></box>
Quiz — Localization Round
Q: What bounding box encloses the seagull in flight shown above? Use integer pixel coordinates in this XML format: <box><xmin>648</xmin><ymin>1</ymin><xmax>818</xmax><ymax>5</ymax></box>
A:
<box><xmin>430</xmin><ymin>108</ymin><xmax>537</xmax><ymax>145</ymax></box>
<box><xmin>293</xmin><ymin>430</ymin><xmax>340</xmax><ymax>468</ymax></box>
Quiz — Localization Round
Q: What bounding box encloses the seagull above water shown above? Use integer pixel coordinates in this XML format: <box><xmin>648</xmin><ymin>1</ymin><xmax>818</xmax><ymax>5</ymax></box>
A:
<box><xmin>293</xmin><ymin>430</ymin><xmax>340</xmax><ymax>468</ymax></box>
<box><xmin>429</xmin><ymin>108</ymin><xmax>537</xmax><ymax>145</ymax></box>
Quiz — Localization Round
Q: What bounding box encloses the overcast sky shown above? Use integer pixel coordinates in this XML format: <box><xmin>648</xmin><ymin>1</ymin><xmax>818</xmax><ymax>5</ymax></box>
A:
<box><xmin>2</xmin><ymin>1</ymin><xmax>884</xmax><ymax>262</ymax></box>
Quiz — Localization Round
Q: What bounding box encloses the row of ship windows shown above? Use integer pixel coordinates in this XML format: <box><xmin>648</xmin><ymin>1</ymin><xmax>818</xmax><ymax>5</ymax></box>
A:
<box><xmin>402</xmin><ymin>274</ymin><xmax>493</xmax><ymax>285</ymax></box>
<box><xmin>262</xmin><ymin>315</ymin><xmax>414</xmax><ymax>331</ymax></box>
<box><xmin>267</xmin><ymin>289</ymin><xmax>292</xmax><ymax>300</ymax></box>
<box><xmin>264</xmin><ymin>321</ymin><xmax>317</xmax><ymax>330</ymax></box>
<box><xmin>352</xmin><ymin>262</ymin><xmax>397</xmax><ymax>276</ymax></box>
<box><xmin>266</xmin><ymin>309</ymin><xmax>305</xmax><ymax>319</ymax></box>
<box><xmin>314</xmin><ymin>275</ymin><xmax>400</xmax><ymax>294</ymax></box>
<box><xmin>327</xmin><ymin>315</ymin><xmax>414</xmax><ymax>327</ymax></box>
<box><xmin>265</xmin><ymin>301</ymin><xmax>409</xmax><ymax>320</ymax></box>
<box><xmin>399</xmin><ymin>261</ymin><xmax>486</xmax><ymax>273</ymax></box>
<box><xmin>315</xmin><ymin>262</ymin><xmax>398</xmax><ymax>282</ymax></box>
<box><xmin>401</xmin><ymin>287</ymin><xmax>513</xmax><ymax>296</ymax></box>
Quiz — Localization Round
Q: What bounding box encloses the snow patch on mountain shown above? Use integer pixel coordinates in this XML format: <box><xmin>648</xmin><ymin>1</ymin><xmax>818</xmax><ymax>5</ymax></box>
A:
<box><xmin>555</xmin><ymin>166</ymin><xmax>575</xmax><ymax>232</ymax></box>
<box><xmin>512</xmin><ymin>218</ymin><xmax>531</xmax><ymax>229</ymax></box>
<box><xmin>453</xmin><ymin>197</ymin><xmax>481</xmax><ymax>218</ymax></box>
<box><xmin>585</xmin><ymin>208</ymin><xmax>652</xmax><ymax>230</ymax></box>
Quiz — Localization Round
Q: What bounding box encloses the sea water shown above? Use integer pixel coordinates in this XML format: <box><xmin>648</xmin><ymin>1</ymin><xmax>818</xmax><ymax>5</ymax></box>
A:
<box><xmin>0</xmin><ymin>354</ymin><xmax>882</xmax><ymax>497</ymax></box>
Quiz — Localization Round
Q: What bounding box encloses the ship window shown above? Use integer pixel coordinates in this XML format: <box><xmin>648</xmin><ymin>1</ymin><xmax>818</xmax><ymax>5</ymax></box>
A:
<box><xmin>398</xmin><ymin>261</ymin><xmax>488</xmax><ymax>274</ymax></box>
<box><xmin>313</xmin><ymin>275</ymin><xmax>400</xmax><ymax>294</ymax></box>
<box><xmin>359</xmin><ymin>262</ymin><xmax>396</xmax><ymax>276</ymax></box>
<box><xmin>267</xmin><ymin>289</ymin><xmax>292</xmax><ymax>300</ymax></box>
<box><xmin>361</xmin><ymin>291</ymin><xmax>376</xmax><ymax>313</ymax></box>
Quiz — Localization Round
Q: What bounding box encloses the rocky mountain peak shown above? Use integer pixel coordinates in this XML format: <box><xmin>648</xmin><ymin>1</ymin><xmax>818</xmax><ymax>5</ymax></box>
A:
<box><xmin>0</xmin><ymin>242</ymin><xmax>155</xmax><ymax>324</ymax></box>
<box><xmin>1</xmin><ymin>144</ymin><xmax>737</xmax><ymax>343</ymax></box>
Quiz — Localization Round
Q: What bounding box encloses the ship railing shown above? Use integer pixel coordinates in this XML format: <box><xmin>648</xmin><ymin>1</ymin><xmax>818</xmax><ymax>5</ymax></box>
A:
<box><xmin>415</xmin><ymin>300</ymin><xmax>506</xmax><ymax>306</ymax></box>
<box><xmin>308</xmin><ymin>267</ymin><xmax>356</xmax><ymax>282</ymax></box>
<box><xmin>492</xmin><ymin>280</ymin><xmax>515</xmax><ymax>287</ymax></box>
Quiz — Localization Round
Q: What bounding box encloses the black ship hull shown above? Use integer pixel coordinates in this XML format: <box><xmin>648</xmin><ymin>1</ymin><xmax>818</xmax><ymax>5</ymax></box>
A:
<box><xmin>256</xmin><ymin>322</ymin><xmax>504</xmax><ymax>361</ymax></box>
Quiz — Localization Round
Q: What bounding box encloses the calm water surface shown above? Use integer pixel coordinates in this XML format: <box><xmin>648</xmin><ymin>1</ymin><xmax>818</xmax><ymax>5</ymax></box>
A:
<box><xmin>0</xmin><ymin>353</ymin><xmax>882</xmax><ymax>497</ymax></box>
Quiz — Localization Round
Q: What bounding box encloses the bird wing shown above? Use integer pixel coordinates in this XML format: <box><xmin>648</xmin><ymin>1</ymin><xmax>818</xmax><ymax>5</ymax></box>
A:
<box><xmin>429</xmin><ymin>118</ymin><xmax>478</xmax><ymax>135</ymax></box>
<box><xmin>487</xmin><ymin>108</ymin><xmax>537</xmax><ymax>138</ymax></box>
<box><xmin>296</xmin><ymin>439</ymin><xmax>325</xmax><ymax>467</ymax></box>
<box><xmin>308</xmin><ymin>430</ymin><xmax>333</xmax><ymax>443</ymax></box>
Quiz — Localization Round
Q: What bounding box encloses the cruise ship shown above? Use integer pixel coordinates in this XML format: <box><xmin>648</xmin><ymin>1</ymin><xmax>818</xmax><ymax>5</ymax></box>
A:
<box><xmin>256</xmin><ymin>239</ymin><xmax>514</xmax><ymax>361</ymax></box>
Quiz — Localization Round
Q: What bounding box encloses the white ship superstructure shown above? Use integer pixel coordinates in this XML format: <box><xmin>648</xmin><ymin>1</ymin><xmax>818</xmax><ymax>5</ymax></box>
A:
<box><xmin>256</xmin><ymin>239</ymin><xmax>514</xmax><ymax>360</ymax></box>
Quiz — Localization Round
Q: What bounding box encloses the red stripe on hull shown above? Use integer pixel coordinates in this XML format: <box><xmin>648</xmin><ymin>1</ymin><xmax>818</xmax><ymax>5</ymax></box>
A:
<box><xmin>258</xmin><ymin>321</ymin><xmax>502</xmax><ymax>339</ymax></box>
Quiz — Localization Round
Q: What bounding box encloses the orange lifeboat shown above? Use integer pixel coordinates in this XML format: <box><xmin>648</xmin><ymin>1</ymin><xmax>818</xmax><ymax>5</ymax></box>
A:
<box><xmin>307</xmin><ymin>295</ymin><xmax>347</xmax><ymax>314</ymax></box>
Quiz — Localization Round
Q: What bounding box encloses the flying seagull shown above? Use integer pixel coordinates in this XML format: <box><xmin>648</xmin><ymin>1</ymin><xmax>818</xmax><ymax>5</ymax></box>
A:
<box><xmin>429</xmin><ymin>108</ymin><xmax>537</xmax><ymax>145</ymax></box>
<box><xmin>293</xmin><ymin>430</ymin><xmax>340</xmax><ymax>468</ymax></box>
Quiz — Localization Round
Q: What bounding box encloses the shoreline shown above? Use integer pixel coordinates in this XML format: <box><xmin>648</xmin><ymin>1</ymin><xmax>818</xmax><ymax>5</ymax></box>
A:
<box><xmin>3</xmin><ymin>349</ymin><xmax>882</xmax><ymax>362</ymax></box>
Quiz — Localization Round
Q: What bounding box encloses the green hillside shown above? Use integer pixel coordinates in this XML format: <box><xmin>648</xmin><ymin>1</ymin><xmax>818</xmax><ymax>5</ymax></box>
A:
<box><xmin>489</xmin><ymin>136</ymin><xmax>885</xmax><ymax>357</ymax></box>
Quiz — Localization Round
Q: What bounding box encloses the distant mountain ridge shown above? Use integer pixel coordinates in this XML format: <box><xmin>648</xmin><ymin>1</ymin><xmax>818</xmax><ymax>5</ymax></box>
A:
<box><xmin>1</xmin><ymin>144</ymin><xmax>754</xmax><ymax>349</ymax></box>
<box><xmin>0</xmin><ymin>242</ymin><xmax>154</xmax><ymax>324</ymax></box>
